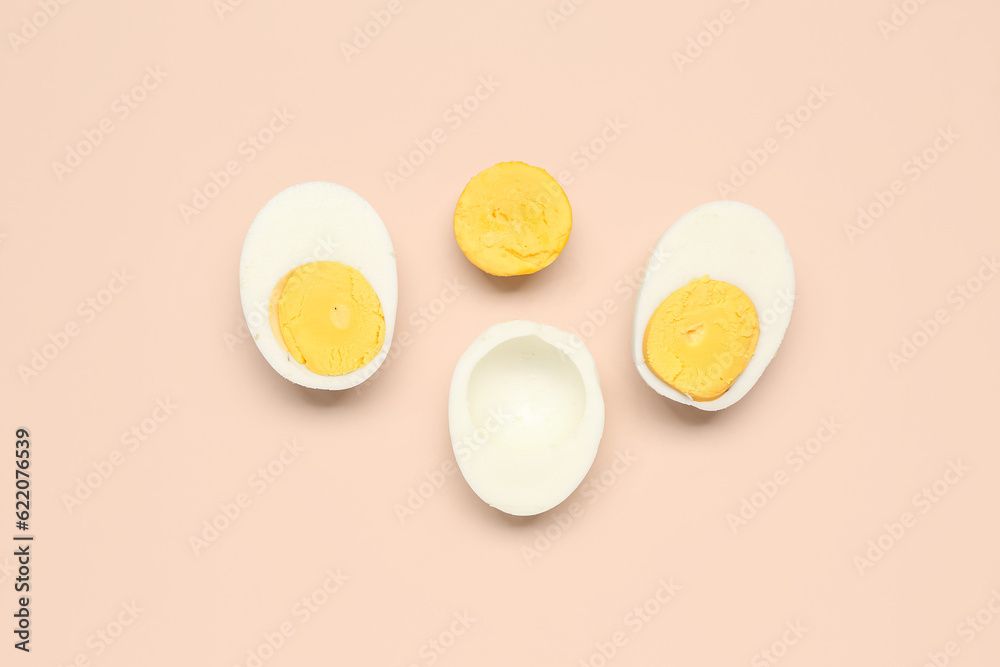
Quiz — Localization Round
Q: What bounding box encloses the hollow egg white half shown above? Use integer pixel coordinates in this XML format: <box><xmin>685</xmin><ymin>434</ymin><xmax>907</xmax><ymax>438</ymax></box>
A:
<box><xmin>239</xmin><ymin>182</ymin><xmax>397</xmax><ymax>390</ymax></box>
<box><xmin>449</xmin><ymin>320</ymin><xmax>605</xmax><ymax>516</ymax></box>
<box><xmin>632</xmin><ymin>201</ymin><xmax>795</xmax><ymax>411</ymax></box>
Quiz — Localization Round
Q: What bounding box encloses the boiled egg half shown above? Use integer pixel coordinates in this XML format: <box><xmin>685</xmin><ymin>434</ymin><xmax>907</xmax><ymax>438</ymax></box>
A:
<box><xmin>449</xmin><ymin>320</ymin><xmax>605</xmax><ymax>516</ymax></box>
<box><xmin>239</xmin><ymin>182</ymin><xmax>397</xmax><ymax>390</ymax></box>
<box><xmin>633</xmin><ymin>201</ymin><xmax>794</xmax><ymax>411</ymax></box>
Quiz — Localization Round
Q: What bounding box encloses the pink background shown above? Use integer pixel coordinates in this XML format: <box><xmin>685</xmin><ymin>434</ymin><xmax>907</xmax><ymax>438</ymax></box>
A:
<box><xmin>3</xmin><ymin>0</ymin><xmax>999</xmax><ymax>664</ymax></box>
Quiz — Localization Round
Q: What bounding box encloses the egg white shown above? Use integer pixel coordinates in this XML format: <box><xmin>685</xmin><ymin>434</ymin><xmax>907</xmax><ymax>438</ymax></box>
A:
<box><xmin>239</xmin><ymin>181</ymin><xmax>397</xmax><ymax>390</ymax></box>
<box><xmin>632</xmin><ymin>201</ymin><xmax>795</xmax><ymax>411</ymax></box>
<box><xmin>449</xmin><ymin>320</ymin><xmax>605</xmax><ymax>516</ymax></box>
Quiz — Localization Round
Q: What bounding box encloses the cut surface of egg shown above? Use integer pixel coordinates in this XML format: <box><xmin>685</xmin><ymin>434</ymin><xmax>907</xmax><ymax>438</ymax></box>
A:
<box><xmin>239</xmin><ymin>182</ymin><xmax>397</xmax><ymax>390</ymax></box>
<box><xmin>453</xmin><ymin>161</ymin><xmax>572</xmax><ymax>276</ymax></box>
<box><xmin>449</xmin><ymin>320</ymin><xmax>604</xmax><ymax>516</ymax></box>
<box><xmin>633</xmin><ymin>201</ymin><xmax>794</xmax><ymax>411</ymax></box>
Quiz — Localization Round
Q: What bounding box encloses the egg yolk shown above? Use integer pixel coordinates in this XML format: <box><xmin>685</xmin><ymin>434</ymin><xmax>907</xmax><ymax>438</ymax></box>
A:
<box><xmin>643</xmin><ymin>276</ymin><xmax>759</xmax><ymax>402</ymax></box>
<box><xmin>270</xmin><ymin>261</ymin><xmax>385</xmax><ymax>376</ymax></box>
<box><xmin>453</xmin><ymin>161</ymin><xmax>572</xmax><ymax>276</ymax></box>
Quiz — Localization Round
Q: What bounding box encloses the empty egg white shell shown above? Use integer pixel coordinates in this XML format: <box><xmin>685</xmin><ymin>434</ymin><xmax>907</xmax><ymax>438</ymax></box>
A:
<box><xmin>239</xmin><ymin>182</ymin><xmax>397</xmax><ymax>390</ymax></box>
<box><xmin>449</xmin><ymin>320</ymin><xmax>605</xmax><ymax>516</ymax></box>
<box><xmin>632</xmin><ymin>201</ymin><xmax>795</xmax><ymax>411</ymax></box>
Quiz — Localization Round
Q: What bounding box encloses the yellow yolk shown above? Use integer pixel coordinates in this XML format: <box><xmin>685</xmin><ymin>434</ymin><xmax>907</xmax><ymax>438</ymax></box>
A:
<box><xmin>642</xmin><ymin>276</ymin><xmax>759</xmax><ymax>402</ymax></box>
<box><xmin>454</xmin><ymin>161</ymin><xmax>572</xmax><ymax>276</ymax></box>
<box><xmin>270</xmin><ymin>261</ymin><xmax>385</xmax><ymax>376</ymax></box>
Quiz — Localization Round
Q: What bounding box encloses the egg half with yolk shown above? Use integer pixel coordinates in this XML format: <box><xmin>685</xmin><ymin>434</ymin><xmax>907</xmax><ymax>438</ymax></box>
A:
<box><xmin>239</xmin><ymin>182</ymin><xmax>397</xmax><ymax>390</ymax></box>
<box><xmin>632</xmin><ymin>201</ymin><xmax>794</xmax><ymax>410</ymax></box>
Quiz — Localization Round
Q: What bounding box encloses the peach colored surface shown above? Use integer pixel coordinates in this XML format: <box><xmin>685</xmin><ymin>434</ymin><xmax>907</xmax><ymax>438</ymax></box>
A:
<box><xmin>3</xmin><ymin>0</ymin><xmax>999</xmax><ymax>665</ymax></box>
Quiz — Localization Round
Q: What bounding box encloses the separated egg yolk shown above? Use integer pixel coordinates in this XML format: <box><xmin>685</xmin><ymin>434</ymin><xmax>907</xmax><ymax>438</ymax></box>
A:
<box><xmin>454</xmin><ymin>161</ymin><xmax>572</xmax><ymax>276</ymax></box>
<box><xmin>642</xmin><ymin>276</ymin><xmax>759</xmax><ymax>402</ymax></box>
<box><xmin>269</xmin><ymin>261</ymin><xmax>385</xmax><ymax>376</ymax></box>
